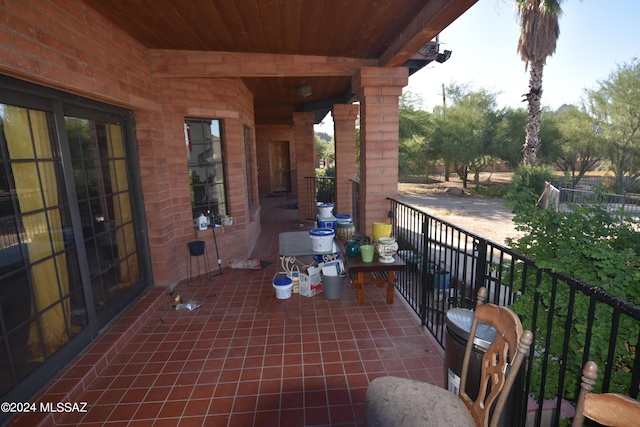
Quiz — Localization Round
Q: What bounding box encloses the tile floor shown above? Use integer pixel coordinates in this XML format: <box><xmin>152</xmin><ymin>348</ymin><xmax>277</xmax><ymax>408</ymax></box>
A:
<box><xmin>10</xmin><ymin>195</ymin><xmax>445</xmax><ymax>427</ymax></box>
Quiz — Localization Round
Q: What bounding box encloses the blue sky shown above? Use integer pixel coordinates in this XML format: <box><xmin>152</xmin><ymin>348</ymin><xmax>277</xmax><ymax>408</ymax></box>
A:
<box><xmin>316</xmin><ymin>0</ymin><xmax>640</xmax><ymax>133</ymax></box>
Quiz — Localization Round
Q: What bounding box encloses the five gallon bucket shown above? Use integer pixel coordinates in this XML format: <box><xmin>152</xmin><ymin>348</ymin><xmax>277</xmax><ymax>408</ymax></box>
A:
<box><xmin>309</xmin><ymin>228</ymin><xmax>335</xmax><ymax>252</ymax></box>
<box><xmin>317</xmin><ymin>203</ymin><xmax>334</xmax><ymax>219</ymax></box>
<box><xmin>321</xmin><ymin>273</ymin><xmax>345</xmax><ymax>299</ymax></box>
<box><xmin>273</xmin><ymin>276</ymin><xmax>293</xmax><ymax>299</ymax></box>
<box><xmin>317</xmin><ymin>216</ymin><xmax>337</xmax><ymax>230</ymax></box>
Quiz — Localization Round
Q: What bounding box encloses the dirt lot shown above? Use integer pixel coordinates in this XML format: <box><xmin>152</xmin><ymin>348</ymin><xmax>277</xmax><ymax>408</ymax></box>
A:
<box><xmin>397</xmin><ymin>173</ymin><xmax>524</xmax><ymax>246</ymax></box>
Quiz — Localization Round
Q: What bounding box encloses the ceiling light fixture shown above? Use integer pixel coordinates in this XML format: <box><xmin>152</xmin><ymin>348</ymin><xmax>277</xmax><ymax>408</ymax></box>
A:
<box><xmin>297</xmin><ymin>85</ymin><xmax>312</xmax><ymax>98</ymax></box>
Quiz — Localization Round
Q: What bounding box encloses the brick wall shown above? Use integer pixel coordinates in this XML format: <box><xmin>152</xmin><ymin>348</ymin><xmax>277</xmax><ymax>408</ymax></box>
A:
<box><xmin>353</xmin><ymin>67</ymin><xmax>408</xmax><ymax>237</ymax></box>
<box><xmin>293</xmin><ymin>112</ymin><xmax>317</xmax><ymax>222</ymax></box>
<box><xmin>155</xmin><ymin>78</ymin><xmax>256</xmax><ymax>282</ymax></box>
<box><xmin>0</xmin><ymin>0</ymin><xmax>259</xmax><ymax>286</ymax></box>
<box><xmin>332</xmin><ymin>104</ymin><xmax>359</xmax><ymax>216</ymax></box>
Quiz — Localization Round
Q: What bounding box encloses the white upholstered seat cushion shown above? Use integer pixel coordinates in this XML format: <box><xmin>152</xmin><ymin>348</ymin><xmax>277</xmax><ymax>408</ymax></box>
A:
<box><xmin>364</xmin><ymin>376</ymin><xmax>477</xmax><ymax>427</ymax></box>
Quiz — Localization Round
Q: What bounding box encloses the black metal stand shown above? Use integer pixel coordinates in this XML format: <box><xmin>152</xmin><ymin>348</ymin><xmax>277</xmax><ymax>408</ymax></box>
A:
<box><xmin>187</xmin><ymin>240</ymin><xmax>211</xmax><ymax>287</ymax></box>
<box><xmin>210</xmin><ymin>225</ymin><xmax>223</xmax><ymax>276</ymax></box>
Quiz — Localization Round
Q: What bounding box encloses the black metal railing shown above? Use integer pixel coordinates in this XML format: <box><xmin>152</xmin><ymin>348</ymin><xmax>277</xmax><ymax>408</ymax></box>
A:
<box><xmin>304</xmin><ymin>176</ymin><xmax>335</xmax><ymax>220</ymax></box>
<box><xmin>388</xmin><ymin>197</ymin><xmax>640</xmax><ymax>427</ymax></box>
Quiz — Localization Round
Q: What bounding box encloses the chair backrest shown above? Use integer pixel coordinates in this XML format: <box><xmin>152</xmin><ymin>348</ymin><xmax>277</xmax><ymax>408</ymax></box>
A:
<box><xmin>458</xmin><ymin>287</ymin><xmax>533</xmax><ymax>427</ymax></box>
<box><xmin>572</xmin><ymin>361</ymin><xmax>640</xmax><ymax>427</ymax></box>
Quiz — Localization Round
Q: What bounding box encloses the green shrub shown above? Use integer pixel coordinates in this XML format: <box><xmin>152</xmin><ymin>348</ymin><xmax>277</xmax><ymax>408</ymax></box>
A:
<box><xmin>506</xmin><ymin>190</ymin><xmax>640</xmax><ymax>401</ymax></box>
<box><xmin>505</xmin><ymin>164</ymin><xmax>556</xmax><ymax>211</ymax></box>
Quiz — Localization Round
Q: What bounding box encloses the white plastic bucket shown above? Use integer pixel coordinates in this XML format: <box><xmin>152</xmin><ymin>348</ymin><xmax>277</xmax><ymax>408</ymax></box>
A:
<box><xmin>317</xmin><ymin>203</ymin><xmax>334</xmax><ymax>219</ymax></box>
<box><xmin>273</xmin><ymin>276</ymin><xmax>293</xmax><ymax>299</ymax></box>
<box><xmin>335</xmin><ymin>213</ymin><xmax>352</xmax><ymax>223</ymax></box>
<box><xmin>309</xmin><ymin>228</ymin><xmax>335</xmax><ymax>252</ymax></box>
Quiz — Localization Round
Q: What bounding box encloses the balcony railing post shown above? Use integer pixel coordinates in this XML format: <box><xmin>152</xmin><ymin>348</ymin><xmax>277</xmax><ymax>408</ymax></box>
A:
<box><xmin>420</xmin><ymin>218</ymin><xmax>431</xmax><ymax>326</ymax></box>
<box><xmin>473</xmin><ymin>237</ymin><xmax>488</xmax><ymax>301</ymax></box>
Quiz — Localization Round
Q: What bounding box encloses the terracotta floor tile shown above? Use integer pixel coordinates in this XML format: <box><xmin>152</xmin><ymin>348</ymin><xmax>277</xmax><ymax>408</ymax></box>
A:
<box><xmin>278</xmin><ymin>409</ymin><xmax>305</xmax><ymax>427</ymax></box>
<box><xmin>158</xmin><ymin>400</ymin><xmax>187</xmax><ymax>418</ymax></box>
<box><xmin>329</xmin><ymin>404</ymin><xmax>357</xmax><ymax>425</ymax></box>
<box><xmin>208</xmin><ymin>397</ymin><xmax>234</xmax><ymax>415</ymax></box>
<box><xmin>144</xmin><ymin>385</ymin><xmax>172</xmax><ymax>402</ymax></box>
<box><xmin>107</xmin><ymin>403</ymin><xmax>140</xmax><ymax>421</ymax></box>
<box><xmin>253</xmin><ymin>410</ymin><xmax>280</xmax><ymax>425</ymax></box>
<box><xmin>305</xmin><ymin>406</ymin><xmax>330</xmax><ymax>426</ymax></box>
<box><xmin>227</xmin><ymin>412</ymin><xmax>255</xmax><ymax>427</ymax></box>
<box><xmin>183</xmin><ymin>398</ymin><xmax>212</xmax><ymax>417</ymax></box>
<box><xmin>40</xmin><ymin>196</ymin><xmax>446</xmax><ymax>427</ymax></box>
<box><xmin>133</xmin><ymin>401</ymin><xmax>163</xmax><ymax>420</ymax></box>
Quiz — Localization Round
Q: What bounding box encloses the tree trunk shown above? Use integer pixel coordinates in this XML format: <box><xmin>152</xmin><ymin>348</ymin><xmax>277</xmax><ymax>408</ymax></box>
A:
<box><xmin>523</xmin><ymin>61</ymin><xmax>544</xmax><ymax>165</ymax></box>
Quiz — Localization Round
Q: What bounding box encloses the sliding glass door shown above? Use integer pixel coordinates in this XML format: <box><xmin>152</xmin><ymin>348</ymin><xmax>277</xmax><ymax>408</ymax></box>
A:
<box><xmin>0</xmin><ymin>78</ymin><xmax>148</xmax><ymax>407</ymax></box>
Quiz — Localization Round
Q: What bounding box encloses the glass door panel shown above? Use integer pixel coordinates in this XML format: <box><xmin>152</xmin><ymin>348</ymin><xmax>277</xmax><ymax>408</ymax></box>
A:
<box><xmin>0</xmin><ymin>105</ymin><xmax>87</xmax><ymax>396</ymax></box>
<box><xmin>65</xmin><ymin>118</ymin><xmax>139</xmax><ymax>317</ymax></box>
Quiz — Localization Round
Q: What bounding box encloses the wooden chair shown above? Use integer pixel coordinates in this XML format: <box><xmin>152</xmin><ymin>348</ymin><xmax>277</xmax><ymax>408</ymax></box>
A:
<box><xmin>364</xmin><ymin>287</ymin><xmax>533</xmax><ymax>427</ymax></box>
<box><xmin>572</xmin><ymin>361</ymin><xmax>640</xmax><ymax>427</ymax></box>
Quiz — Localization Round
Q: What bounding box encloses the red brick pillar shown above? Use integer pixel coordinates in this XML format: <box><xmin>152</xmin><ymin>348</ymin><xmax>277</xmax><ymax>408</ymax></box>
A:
<box><xmin>293</xmin><ymin>112</ymin><xmax>317</xmax><ymax>222</ymax></box>
<box><xmin>332</xmin><ymin>103</ymin><xmax>359</xmax><ymax>217</ymax></box>
<box><xmin>352</xmin><ymin>67</ymin><xmax>408</xmax><ymax>238</ymax></box>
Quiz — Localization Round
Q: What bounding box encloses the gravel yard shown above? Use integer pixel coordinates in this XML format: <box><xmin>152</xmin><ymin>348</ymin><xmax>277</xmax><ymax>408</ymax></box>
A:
<box><xmin>397</xmin><ymin>174</ymin><xmax>524</xmax><ymax>246</ymax></box>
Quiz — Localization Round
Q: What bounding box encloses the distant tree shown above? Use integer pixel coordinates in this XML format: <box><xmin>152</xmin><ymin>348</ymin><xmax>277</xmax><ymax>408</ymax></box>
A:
<box><xmin>433</xmin><ymin>86</ymin><xmax>501</xmax><ymax>190</ymax></box>
<box><xmin>553</xmin><ymin>105</ymin><xmax>604</xmax><ymax>188</ymax></box>
<box><xmin>495</xmin><ymin>107</ymin><xmax>527</xmax><ymax>169</ymax></box>
<box><xmin>315</xmin><ymin>132</ymin><xmax>332</xmax><ymax>143</ymax></box>
<box><xmin>314</xmin><ymin>133</ymin><xmax>334</xmax><ymax>169</ymax></box>
<box><xmin>495</xmin><ymin>106</ymin><xmax>561</xmax><ymax>169</ymax></box>
<box><xmin>585</xmin><ymin>59</ymin><xmax>640</xmax><ymax>193</ymax></box>
<box><xmin>399</xmin><ymin>92</ymin><xmax>434</xmax><ymax>177</ymax></box>
<box><xmin>516</xmin><ymin>0</ymin><xmax>565</xmax><ymax>164</ymax></box>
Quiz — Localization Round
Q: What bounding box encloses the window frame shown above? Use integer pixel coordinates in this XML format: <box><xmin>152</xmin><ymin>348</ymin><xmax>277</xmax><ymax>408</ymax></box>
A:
<box><xmin>185</xmin><ymin>118</ymin><xmax>228</xmax><ymax>224</ymax></box>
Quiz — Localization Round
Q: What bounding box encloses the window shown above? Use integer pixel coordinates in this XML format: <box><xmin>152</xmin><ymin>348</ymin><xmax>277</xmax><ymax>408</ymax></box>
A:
<box><xmin>185</xmin><ymin>119</ymin><xmax>227</xmax><ymax>223</ymax></box>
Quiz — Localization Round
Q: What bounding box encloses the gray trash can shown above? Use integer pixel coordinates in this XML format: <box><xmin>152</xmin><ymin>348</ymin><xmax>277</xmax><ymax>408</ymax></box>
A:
<box><xmin>445</xmin><ymin>308</ymin><xmax>524</xmax><ymax>426</ymax></box>
<box><xmin>321</xmin><ymin>273</ymin><xmax>345</xmax><ymax>299</ymax></box>
<box><xmin>445</xmin><ymin>308</ymin><xmax>496</xmax><ymax>398</ymax></box>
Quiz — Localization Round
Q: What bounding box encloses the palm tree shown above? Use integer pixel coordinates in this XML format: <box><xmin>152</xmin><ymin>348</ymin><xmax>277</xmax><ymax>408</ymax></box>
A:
<box><xmin>516</xmin><ymin>0</ymin><xmax>565</xmax><ymax>164</ymax></box>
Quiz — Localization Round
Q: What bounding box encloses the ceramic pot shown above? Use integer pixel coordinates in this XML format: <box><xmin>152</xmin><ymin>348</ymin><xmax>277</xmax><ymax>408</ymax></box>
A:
<box><xmin>375</xmin><ymin>237</ymin><xmax>398</xmax><ymax>263</ymax></box>
<box><xmin>336</xmin><ymin>222</ymin><xmax>355</xmax><ymax>242</ymax></box>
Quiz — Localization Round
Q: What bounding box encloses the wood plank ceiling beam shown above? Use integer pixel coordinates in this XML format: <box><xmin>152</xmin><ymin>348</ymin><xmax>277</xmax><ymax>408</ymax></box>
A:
<box><xmin>150</xmin><ymin>51</ymin><xmax>378</xmax><ymax>78</ymax></box>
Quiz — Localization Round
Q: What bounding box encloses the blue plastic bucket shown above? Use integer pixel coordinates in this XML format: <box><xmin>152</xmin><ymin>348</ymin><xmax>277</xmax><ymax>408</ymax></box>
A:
<box><xmin>429</xmin><ymin>269</ymin><xmax>451</xmax><ymax>290</ymax></box>
<box><xmin>317</xmin><ymin>217</ymin><xmax>337</xmax><ymax>229</ymax></box>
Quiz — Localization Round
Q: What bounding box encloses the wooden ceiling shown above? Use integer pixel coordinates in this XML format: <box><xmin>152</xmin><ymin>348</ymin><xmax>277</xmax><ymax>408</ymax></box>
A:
<box><xmin>81</xmin><ymin>0</ymin><xmax>478</xmax><ymax>125</ymax></box>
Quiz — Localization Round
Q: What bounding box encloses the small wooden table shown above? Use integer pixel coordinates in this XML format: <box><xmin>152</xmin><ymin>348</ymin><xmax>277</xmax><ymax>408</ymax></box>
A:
<box><xmin>343</xmin><ymin>252</ymin><xmax>406</xmax><ymax>305</ymax></box>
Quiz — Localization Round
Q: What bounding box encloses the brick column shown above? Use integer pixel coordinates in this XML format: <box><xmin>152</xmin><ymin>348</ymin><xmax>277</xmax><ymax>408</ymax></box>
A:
<box><xmin>293</xmin><ymin>112</ymin><xmax>317</xmax><ymax>222</ymax></box>
<box><xmin>352</xmin><ymin>67</ymin><xmax>408</xmax><ymax>238</ymax></box>
<box><xmin>332</xmin><ymin>103</ymin><xmax>359</xmax><ymax>217</ymax></box>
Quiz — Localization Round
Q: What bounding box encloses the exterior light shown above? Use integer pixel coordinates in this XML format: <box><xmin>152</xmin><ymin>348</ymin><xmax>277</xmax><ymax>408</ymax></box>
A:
<box><xmin>297</xmin><ymin>85</ymin><xmax>312</xmax><ymax>98</ymax></box>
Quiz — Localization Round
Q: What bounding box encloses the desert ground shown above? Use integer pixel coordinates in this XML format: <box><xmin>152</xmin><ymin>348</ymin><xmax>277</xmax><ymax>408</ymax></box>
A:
<box><xmin>397</xmin><ymin>173</ymin><xmax>524</xmax><ymax>246</ymax></box>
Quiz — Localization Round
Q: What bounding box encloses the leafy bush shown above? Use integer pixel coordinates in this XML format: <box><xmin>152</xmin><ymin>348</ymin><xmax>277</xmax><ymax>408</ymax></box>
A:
<box><xmin>506</xmin><ymin>189</ymin><xmax>640</xmax><ymax>401</ymax></box>
<box><xmin>505</xmin><ymin>164</ymin><xmax>556</xmax><ymax>211</ymax></box>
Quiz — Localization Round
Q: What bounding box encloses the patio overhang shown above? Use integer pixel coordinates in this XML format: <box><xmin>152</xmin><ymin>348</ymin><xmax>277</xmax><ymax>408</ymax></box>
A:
<box><xmin>81</xmin><ymin>0</ymin><xmax>479</xmax><ymax>125</ymax></box>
